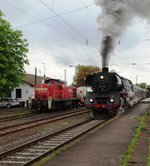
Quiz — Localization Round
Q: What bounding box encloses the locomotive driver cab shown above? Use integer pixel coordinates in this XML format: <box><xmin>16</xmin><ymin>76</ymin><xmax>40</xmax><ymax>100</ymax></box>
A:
<box><xmin>45</xmin><ymin>79</ymin><xmax>65</xmax><ymax>88</ymax></box>
<box><xmin>55</xmin><ymin>80</ymin><xmax>63</xmax><ymax>89</ymax></box>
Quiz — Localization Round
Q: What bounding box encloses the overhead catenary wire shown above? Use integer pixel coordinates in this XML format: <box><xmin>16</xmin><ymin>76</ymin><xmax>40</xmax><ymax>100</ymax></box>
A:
<box><xmin>14</xmin><ymin>4</ymin><xmax>95</xmax><ymax>29</ymax></box>
<box><xmin>3</xmin><ymin>1</ymin><xmax>93</xmax><ymax>48</ymax></box>
<box><xmin>39</xmin><ymin>0</ymin><xmax>99</xmax><ymax>50</ymax></box>
<box><xmin>29</xmin><ymin>40</ymin><xmax>99</xmax><ymax>63</ymax></box>
<box><xmin>3</xmin><ymin>0</ymin><xmax>100</xmax><ymax>62</ymax></box>
<box><xmin>29</xmin><ymin>39</ymin><xmax>94</xmax><ymax>61</ymax></box>
<box><xmin>4</xmin><ymin>0</ymin><xmax>94</xmax><ymax>24</ymax></box>
<box><xmin>79</xmin><ymin>0</ymin><xmax>97</xmax><ymax>17</ymax></box>
<box><xmin>28</xmin><ymin>46</ymin><xmax>69</xmax><ymax>62</ymax></box>
<box><xmin>4</xmin><ymin>0</ymin><xmax>99</xmax><ymax>50</ymax></box>
<box><xmin>39</xmin><ymin>0</ymin><xmax>88</xmax><ymax>43</ymax></box>
<box><xmin>4</xmin><ymin>0</ymin><xmax>37</xmax><ymax>20</ymax></box>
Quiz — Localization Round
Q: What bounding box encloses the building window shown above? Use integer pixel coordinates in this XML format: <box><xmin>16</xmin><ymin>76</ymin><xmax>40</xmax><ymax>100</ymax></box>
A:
<box><xmin>16</xmin><ymin>89</ymin><xmax>22</xmax><ymax>98</ymax></box>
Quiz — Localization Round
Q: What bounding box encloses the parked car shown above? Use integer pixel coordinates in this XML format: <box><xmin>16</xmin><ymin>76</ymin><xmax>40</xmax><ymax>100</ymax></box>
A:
<box><xmin>0</xmin><ymin>98</ymin><xmax>20</xmax><ymax>108</ymax></box>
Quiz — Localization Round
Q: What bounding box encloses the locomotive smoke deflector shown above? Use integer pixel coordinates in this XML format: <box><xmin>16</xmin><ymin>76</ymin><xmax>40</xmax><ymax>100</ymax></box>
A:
<box><xmin>85</xmin><ymin>74</ymin><xmax>94</xmax><ymax>86</ymax></box>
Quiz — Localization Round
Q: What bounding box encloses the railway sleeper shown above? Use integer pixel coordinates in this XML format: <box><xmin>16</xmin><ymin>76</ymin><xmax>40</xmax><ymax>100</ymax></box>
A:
<box><xmin>0</xmin><ymin>160</ymin><xmax>27</xmax><ymax>164</ymax></box>
<box><xmin>33</xmin><ymin>145</ymin><xmax>53</xmax><ymax>149</ymax></box>
<box><xmin>16</xmin><ymin>152</ymin><xmax>43</xmax><ymax>156</ymax></box>
<box><xmin>40</xmin><ymin>142</ymin><xmax>58</xmax><ymax>147</ymax></box>
<box><xmin>41</xmin><ymin>140</ymin><xmax>60</xmax><ymax>144</ymax></box>
<box><xmin>53</xmin><ymin>138</ymin><xmax>71</xmax><ymax>141</ymax></box>
<box><xmin>39</xmin><ymin>142</ymin><xmax>58</xmax><ymax>146</ymax></box>
<box><xmin>7</xmin><ymin>156</ymin><xmax>34</xmax><ymax>159</ymax></box>
<box><xmin>24</xmin><ymin>149</ymin><xmax>47</xmax><ymax>152</ymax></box>
<box><xmin>0</xmin><ymin>120</ymin><xmax>102</xmax><ymax>166</ymax></box>
<box><xmin>51</xmin><ymin>137</ymin><xmax>72</xmax><ymax>140</ymax></box>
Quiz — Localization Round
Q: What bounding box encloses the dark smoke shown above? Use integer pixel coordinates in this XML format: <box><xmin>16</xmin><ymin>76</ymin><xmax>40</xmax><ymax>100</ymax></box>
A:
<box><xmin>94</xmin><ymin>0</ymin><xmax>150</xmax><ymax>67</ymax></box>
<box><xmin>101</xmin><ymin>36</ymin><xmax>113</xmax><ymax>67</ymax></box>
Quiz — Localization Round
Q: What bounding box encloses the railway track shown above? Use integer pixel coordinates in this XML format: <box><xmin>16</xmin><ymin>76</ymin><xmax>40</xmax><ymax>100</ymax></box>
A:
<box><xmin>0</xmin><ymin>113</ymin><xmax>37</xmax><ymax>123</ymax></box>
<box><xmin>0</xmin><ymin>108</ymin><xmax>86</xmax><ymax>123</ymax></box>
<box><xmin>0</xmin><ymin>118</ymin><xmax>114</xmax><ymax>166</ymax></box>
<box><xmin>0</xmin><ymin>109</ymin><xmax>90</xmax><ymax>137</ymax></box>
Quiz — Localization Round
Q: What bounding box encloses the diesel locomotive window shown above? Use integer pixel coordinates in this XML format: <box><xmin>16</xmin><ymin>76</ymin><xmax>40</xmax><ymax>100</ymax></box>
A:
<box><xmin>49</xmin><ymin>80</ymin><xmax>52</xmax><ymax>85</ymax></box>
<box><xmin>55</xmin><ymin>80</ymin><xmax>60</xmax><ymax>85</ymax></box>
<box><xmin>45</xmin><ymin>80</ymin><xmax>52</xmax><ymax>85</ymax></box>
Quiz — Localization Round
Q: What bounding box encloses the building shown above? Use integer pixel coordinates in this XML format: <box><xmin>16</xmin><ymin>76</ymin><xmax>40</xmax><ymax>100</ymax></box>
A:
<box><xmin>11</xmin><ymin>74</ymin><xmax>49</xmax><ymax>103</ymax></box>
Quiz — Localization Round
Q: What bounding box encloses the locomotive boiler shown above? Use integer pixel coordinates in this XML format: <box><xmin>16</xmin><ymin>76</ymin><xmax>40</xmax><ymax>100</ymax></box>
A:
<box><xmin>85</xmin><ymin>67</ymin><xmax>146</xmax><ymax>118</ymax></box>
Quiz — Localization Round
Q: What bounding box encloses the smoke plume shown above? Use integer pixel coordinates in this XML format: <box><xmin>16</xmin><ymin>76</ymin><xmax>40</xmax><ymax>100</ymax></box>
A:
<box><xmin>101</xmin><ymin>36</ymin><xmax>113</xmax><ymax>67</ymax></box>
<box><xmin>94</xmin><ymin>0</ymin><xmax>150</xmax><ymax>67</ymax></box>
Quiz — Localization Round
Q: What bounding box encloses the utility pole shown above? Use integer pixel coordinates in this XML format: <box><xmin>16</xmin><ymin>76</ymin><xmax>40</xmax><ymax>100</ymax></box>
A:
<box><xmin>64</xmin><ymin>69</ymin><xmax>66</xmax><ymax>83</ymax></box>
<box><xmin>136</xmin><ymin>75</ymin><xmax>138</xmax><ymax>84</ymax></box>
<box><xmin>42</xmin><ymin>62</ymin><xmax>45</xmax><ymax>77</ymax></box>
<box><xmin>35</xmin><ymin>67</ymin><xmax>37</xmax><ymax>85</ymax></box>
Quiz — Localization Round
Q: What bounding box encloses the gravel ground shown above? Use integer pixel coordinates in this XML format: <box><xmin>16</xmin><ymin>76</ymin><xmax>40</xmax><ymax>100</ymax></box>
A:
<box><xmin>0</xmin><ymin>114</ymin><xmax>49</xmax><ymax>128</ymax></box>
<box><xmin>0</xmin><ymin>107</ymin><xmax>85</xmax><ymax>128</ymax></box>
<box><xmin>0</xmin><ymin>107</ymin><xmax>32</xmax><ymax>118</ymax></box>
<box><xmin>43</xmin><ymin>103</ymin><xmax>149</xmax><ymax>166</ymax></box>
<box><xmin>0</xmin><ymin>112</ymin><xmax>91</xmax><ymax>153</ymax></box>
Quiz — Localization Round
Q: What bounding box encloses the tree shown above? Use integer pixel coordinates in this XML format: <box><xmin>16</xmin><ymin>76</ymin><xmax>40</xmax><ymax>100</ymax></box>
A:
<box><xmin>147</xmin><ymin>85</ymin><xmax>150</xmax><ymax>89</ymax></box>
<box><xmin>136</xmin><ymin>82</ymin><xmax>147</xmax><ymax>89</ymax></box>
<box><xmin>72</xmin><ymin>65</ymin><xmax>101</xmax><ymax>87</ymax></box>
<box><xmin>0</xmin><ymin>11</ymin><xmax>29</xmax><ymax>97</ymax></box>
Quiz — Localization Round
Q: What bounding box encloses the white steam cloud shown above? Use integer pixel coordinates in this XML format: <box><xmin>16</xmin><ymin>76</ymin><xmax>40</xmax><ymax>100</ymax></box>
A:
<box><xmin>94</xmin><ymin>0</ymin><xmax>150</xmax><ymax>67</ymax></box>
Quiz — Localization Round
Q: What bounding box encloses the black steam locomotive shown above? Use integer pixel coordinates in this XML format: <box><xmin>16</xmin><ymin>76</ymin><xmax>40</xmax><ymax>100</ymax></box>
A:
<box><xmin>85</xmin><ymin>67</ymin><xmax>146</xmax><ymax>118</ymax></box>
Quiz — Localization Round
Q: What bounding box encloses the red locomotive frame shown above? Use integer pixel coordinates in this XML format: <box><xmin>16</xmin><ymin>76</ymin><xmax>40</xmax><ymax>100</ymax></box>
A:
<box><xmin>31</xmin><ymin>78</ymin><xmax>80</xmax><ymax>111</ymax></box>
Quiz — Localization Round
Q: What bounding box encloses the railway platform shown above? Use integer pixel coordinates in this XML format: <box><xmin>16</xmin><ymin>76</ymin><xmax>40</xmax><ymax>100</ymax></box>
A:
<box><xmin>44</xmin><ymin>103</ymin><xmax>149</xmax><ymax>166</ymax></box>
<box><xmin>140</xmin><ymin>98</ymin><xmax>150</xmax><ymax>103</ymax></box>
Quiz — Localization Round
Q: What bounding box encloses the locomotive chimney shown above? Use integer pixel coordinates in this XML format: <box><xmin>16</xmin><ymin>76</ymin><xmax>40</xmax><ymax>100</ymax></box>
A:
<box><xmin>102</xmin><ymin>67</ymin><xmax>109</xmax><ymax>73</ymax></box>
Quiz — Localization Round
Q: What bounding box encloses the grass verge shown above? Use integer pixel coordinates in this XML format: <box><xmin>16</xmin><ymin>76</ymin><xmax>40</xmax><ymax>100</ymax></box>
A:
<box><xmin>120</xmin><ymin>112</ymin><xmax>148</xmax><ymax>166</ymax></box>
<box><xmin>147</xmin><ymin>139</ymin><xmax>150</xmax><ymax>166</ymax></box>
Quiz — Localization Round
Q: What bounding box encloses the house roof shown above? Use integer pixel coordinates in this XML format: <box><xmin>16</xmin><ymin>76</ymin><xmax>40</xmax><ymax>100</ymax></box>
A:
<box><xmin>23</xmin><ymin>74</ymin><xmax>50</xmax><ymax>86</ymax></box>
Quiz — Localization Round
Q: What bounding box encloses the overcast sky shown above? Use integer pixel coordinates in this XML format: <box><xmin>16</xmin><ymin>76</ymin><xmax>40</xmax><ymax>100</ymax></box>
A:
<box><xmin>1</xmin><ymin>0</ymin><xmax>150</xmax><ymax>85</ymax></box>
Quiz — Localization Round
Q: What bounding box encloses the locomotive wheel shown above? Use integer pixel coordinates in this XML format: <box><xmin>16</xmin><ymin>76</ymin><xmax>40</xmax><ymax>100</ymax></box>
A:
<box><xmin>109</xmin><ymin>111</ymin><xmax>117</xmax><ymax>117</ymax></box>
<box><xmin>36</xmin><ymin>103</ymin><xmax>42</xmax><ymax>111</ymax></box>
<box><xmin>91</xmin><ymin>110</ymin><xmax>102</xmax><ymax>120</ymax></box>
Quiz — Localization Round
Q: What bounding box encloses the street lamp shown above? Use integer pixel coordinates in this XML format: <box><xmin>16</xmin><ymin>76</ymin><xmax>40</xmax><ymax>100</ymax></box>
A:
<box><xmin>69</xmin><ymin>65</ymin><xmax>77</xmax><ymax>68</ymax></box>
<box><xmin>68</xmin><ymin>65</ymin><xmax>78</xmax><ymax>85</ymax></box>
<box><xmin>69</xmin><ymin>65</ymin><xmax>75</xmax><ymax>67</ymax></box>
<box><xmin>131</xmin><ymin>63</ymin><xmax>137</xmax><ymax>65</ymax></box>
<box><xmin>64</xmin><ymin>69</ymin><xmax>66</xmax><ymax>83</ymax></box>
<box><xmin>136</xmin><ymin>75</ymin><xmax>138</xmax><ymax>84</ymax></box>
<box><xmin>42</xmin><ymin>62</ymin><xmax>45</xmax><ymax>77</ymax></box>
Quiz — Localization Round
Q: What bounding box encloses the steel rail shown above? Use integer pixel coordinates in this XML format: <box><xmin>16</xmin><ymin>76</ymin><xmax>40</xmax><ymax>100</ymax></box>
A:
<box><xmin>0</xmin><ymin>109</ymin><xmax>90</xmax><ymax>137</ymax></box>
<box><xmin>0</xmin><ymin>113</ymin><xmax>37</xmax><ymax>123</ymax></box>
<box><xmin>0</xmin><ymin>117</ymin><xmax>115</xmax><ymax>166</ymax></box>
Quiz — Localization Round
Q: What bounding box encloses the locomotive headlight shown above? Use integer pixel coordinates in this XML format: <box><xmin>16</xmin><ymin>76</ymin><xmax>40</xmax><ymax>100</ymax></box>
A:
<box><xmin>100</xmin><ymin>75</ymin><xmax>104</xmax><ymax>79</ymax></box>
<box><xmin>90</xmin><ymin>99</ymin><xmax>94</xmax><ymax>103</ymax></box>
<box><xmin>110</xmin><ymin>98</ymin><xmax>114</xmax><ymax>103</ymax></box>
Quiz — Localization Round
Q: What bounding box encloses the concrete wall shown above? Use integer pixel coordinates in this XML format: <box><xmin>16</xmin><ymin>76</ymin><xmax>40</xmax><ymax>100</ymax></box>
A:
<box><xmin>11</xmin><ymin>83</ymin><xmax>34</xmax><ymax>102</ymax></box>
